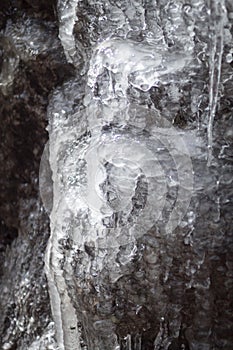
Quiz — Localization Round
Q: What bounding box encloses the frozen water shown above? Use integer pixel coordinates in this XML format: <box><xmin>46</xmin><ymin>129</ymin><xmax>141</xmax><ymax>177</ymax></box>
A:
<box><xmin>207</xmin><ymin>0</ymin><xmax>226</xmax><ymax>166</ymax></box>
<box><xmin>57</xmin><ymin>0</ymin><xmax>79</xmax><ymax>65</ymax></box>
<box><xmin>88</xmin><ymin>38</ymin><xmax>191</xmax><ymax>95</ymax></box>
<box><xmin>40</xmin><ymin>0</ymin><xmax>233</xmax><ymax>349</ymax></box>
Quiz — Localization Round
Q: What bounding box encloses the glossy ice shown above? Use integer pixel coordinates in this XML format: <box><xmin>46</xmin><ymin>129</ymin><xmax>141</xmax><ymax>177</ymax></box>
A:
<box><xmin>43</xmin><ymin>0</ymin><xmax>233</xmax><ymax>349</ymax></box>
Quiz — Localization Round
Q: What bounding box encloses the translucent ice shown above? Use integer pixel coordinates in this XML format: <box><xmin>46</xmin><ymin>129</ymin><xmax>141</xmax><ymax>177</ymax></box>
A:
<box><xmin>207</xmin><ymin>0</ymin><xmax>226</xmax><ymax>165</ymax></box>
<box><xmin>43</xmin><ymin>0</ymin><xmax>233</xmax><ymax>349</ymax></box>
<box><xmin>57</xmin><ymin>0</ymin><xmax>79</xmax><ymax>65</ymax></box>
<box><xmin>88</xmin><ymin>38</ymin><xmax>191</xmax><ymax>96</ymax></box>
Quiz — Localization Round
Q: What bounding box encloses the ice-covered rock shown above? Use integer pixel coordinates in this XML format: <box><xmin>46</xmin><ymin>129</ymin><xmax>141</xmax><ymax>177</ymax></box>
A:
<box><xmin>44</xmin><ymin>1</ymin><xmax>233</xmax><ymax>349</ymax></box>
<box><xmin>0</xmin><ymin>0</ymin><xmax>233</xmax><ymax>350</ymax></box>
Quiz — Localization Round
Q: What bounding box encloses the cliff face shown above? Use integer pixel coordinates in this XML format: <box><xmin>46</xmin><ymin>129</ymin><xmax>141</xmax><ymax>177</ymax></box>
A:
<box><xmin>0</xmin><ymin>1</ymin><xmax>233</xmax><ymax>350</ymax></box>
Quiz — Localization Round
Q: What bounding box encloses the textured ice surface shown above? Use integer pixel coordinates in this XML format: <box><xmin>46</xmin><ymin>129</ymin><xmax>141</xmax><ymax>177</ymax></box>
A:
<box><xmin>57</xmin><ymin>0</ymin><xmax>79</xmax><ymax>65</ymax></box>
<box><xmin>43</xmin><ymin>0</ymin><xmax>233</xmax><ymax>349</ymax></box>
<box><xmin>88</xmin><ymin>38</ymin><xmax>191</xmax><ymax>94</ymax></box>
<box><xmin>207</xmin><ymin>0</ymin><xmax>226</xmax><ymax>165</ymax></box>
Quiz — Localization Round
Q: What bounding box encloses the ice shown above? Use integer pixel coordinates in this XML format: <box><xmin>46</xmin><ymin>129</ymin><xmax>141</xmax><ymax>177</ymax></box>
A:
<box><xmin>41</xmin><ymin>0</ymin><xmax>233</xmax><ymax>349</ymax></box>
<box><xmin>88</xmin><ymin>38</ymin><xmax>191</xmax><ymax>96</ymax></box>
<box><xmin>207</xmin><ymin>0</ymin><xmax>226</xmax><ymax>166</ymax></box>
<box><xmin>57</xmin><ymin>0</ymin><xmax>79</xmax><ymax>65</ymax></box>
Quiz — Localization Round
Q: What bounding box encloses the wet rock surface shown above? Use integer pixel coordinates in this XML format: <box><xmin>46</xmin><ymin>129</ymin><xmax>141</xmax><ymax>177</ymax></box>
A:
<box><xmin>0</xmin><ymin>1</ymin><xmax>233</xmax><ymax>350</ymax></box>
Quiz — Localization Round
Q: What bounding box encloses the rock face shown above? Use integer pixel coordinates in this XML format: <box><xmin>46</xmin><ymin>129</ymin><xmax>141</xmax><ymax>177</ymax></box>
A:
<box><xmin>0</xmin><ymin>1</ymin><xmax>233</xmax><ymax>350</ymax></box>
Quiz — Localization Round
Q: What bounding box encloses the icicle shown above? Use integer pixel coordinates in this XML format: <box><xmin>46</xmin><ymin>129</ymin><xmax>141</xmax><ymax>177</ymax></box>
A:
<box><xmin>134</xmin><ymin>334</ymin><xmax>142</xmax><ymax>350</ymax></box>
<box><xmin>57</xmin><ymin>0</ymin><xmax>79</xmax><ymax>64</ymax></box>
<box><xmin>126</xmin><ymin>334</ymin><xmax>132</xmax><ymax>350</ymax></box>
<box><xmin>207</xmin><ymin>0</ymin><xmax>225</xmax><ymax>166</ymax></box>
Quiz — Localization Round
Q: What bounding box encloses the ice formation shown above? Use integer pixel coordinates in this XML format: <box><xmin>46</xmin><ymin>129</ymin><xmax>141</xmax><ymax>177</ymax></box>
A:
<box><xmin>41</xmin><ymin>0</ymin><xmax>233</xmax><ymax>349</ymax></box>
<box><xmin>0</xmin><ymin>0</ymin><xmax>232</xmax><ymax>348</ymax></box>
<box><xmin>57</xmin><ymin>0</ymin><xmax>79</xmax><ymax>65</ymax></box>
<box><xmin>207</xmin><ymin>0</ymin><xmax>226</xmax><ymax>165</ymax></box>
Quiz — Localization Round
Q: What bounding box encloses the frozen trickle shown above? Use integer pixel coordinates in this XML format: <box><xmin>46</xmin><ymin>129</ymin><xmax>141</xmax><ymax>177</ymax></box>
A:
<box><xmin>57</xmin><ymin>0</ymin><xmax>79</xmax><ymax>65</ymax></box>
<box><xmin>88</xmin><ymin>38</ymin><xmax>191</xmax><ymax>96</ymax></box>
<box><xmin>207</xmin><ymin>0</ymin><xmax>226</xmax><ymax>166</ymax></box>
<box><xmin>41</xmin><ymin>1</ymin><xmax>233</xmax><ymax>349</ymax></box>
<box><xmin>47</xmin><ymin>110</ymin><xmax>193</xmax><ymax>250</ymax></box>
<box><xmin>88</xmin><ymin>38</ymin><xmax>162</xmax><ymax>95</ymax></box>
<box><xmin>46</xmin><ymin>1</ymin><xmax>195</xmax><ymax>347</ymax></box>
<box><xmin>46</xmin><ymin>62</ymin><xmax>194</xmax><ymax>350</ymax></box>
